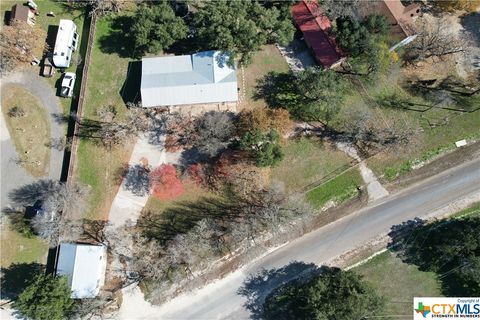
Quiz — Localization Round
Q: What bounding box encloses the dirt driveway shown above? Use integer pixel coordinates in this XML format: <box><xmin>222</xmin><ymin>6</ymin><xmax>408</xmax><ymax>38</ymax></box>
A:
<box><xmin>0</xmin><ymin>70</ymin><xmax>64</xmax><ymax>207</ymax></box>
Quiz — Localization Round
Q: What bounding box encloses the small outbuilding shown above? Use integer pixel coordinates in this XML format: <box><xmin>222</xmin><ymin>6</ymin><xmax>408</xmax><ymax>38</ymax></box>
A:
<box><xmin>140</xmin><ymin>50</ymin><xmax>238</xmax><ymax>114</ymax></box>
<box><xmin>10</xmin><ymin>4</ymin><xmax>35</xmax><ymax>26</ymax></box>
<box><xmin>56</xmin><ymin>243</ymin><xmax>107</xmax><ymax>299</ymax></box>
<box><xmin>52</xmin><ymin>19</ymin><xmax>79</xmax><ymax>68</ymax></box>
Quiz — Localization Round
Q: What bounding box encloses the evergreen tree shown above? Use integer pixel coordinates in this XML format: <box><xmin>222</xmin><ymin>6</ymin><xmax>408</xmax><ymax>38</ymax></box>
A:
<box><xmin>194</xmin><ymin>0</ymin><xmax>295</xmax><ymax>66</ymax></box>
<box><xmin>295</xmin><ymin>68</ymin><xmax>349</xmax><ymax>125</ymax></box>
<box><xmin>14</xmin><ymin>274</ymin><xmax>74</xmax><ymax>320</ymax></box>
<box><xmin>239</xmin><ymin>129</ymin><xmax>283</xmax><ymax>167</ymax></box>
<box><xmin>130</xmin><ymin>2</ymin><xmax>188</xmax><ymax>56</ymax></box>
<box><xmin>264</xmin><ymin>267</ymin><xmax>384</xmax><ymax>320</ymax></box>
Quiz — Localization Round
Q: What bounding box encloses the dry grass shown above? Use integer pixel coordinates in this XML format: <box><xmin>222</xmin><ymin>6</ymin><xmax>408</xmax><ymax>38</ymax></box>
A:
<box><xmin>1</xmin><ymin>84</ymin><xmax>50</xmax><ymax>177</ymax></box>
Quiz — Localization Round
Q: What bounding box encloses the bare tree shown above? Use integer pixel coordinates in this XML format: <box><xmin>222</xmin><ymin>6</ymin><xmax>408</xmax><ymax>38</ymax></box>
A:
<box><xmin>192</xmin><ymin>111</ymin><xmax>236</xmax><ymax>158</ymax></box>
<box><xmin>405</xmin><ymin>18</ymin><xmax>471</xmax><ymax>62</ymax></box>
<box><xmin>79</xmin><ymin>106</ymin><xmax>151</xmax><ymax>146</ymax></box>
<box><xmin>10</xmin><ymin>180</ymin><xmax>89</xmax><ymax>247</ymax></box>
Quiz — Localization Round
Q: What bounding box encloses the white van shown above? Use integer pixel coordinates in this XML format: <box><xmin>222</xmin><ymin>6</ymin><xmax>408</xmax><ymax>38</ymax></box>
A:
<box><xmin>52</xmin><ymin>19</ymin><xmax>78</xmax><ymax>68</ymax></box>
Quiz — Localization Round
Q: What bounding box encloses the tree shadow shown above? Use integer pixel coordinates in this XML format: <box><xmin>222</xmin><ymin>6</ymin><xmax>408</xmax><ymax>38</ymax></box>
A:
<box><xmin>179</xmin><ymin>147</ymin><xmax>211</xmax><ymax>168</ymax></box>
<box><xmin>98</xmin><ymin>15</ymin><xmax>137</xmax><ymax>58</ymax></box>
<box><xmin>80</xmin><ymin>219</ymin><xmax>108</xmax><ymax>244</ymax></box>
<box><xmin>8</xmin><ymin>180</ymin><xmax>58</xmax><ymax>206</ymax></box>
<box><xmin>138</xmin><ymin>193</ymin><xmax>242</xmax><ymax>245</ymax></box>
<box><xmin>253</xmin><ymin>71</ymin><xmax>301</xmax><ymax>111</ymax></box>
<box><xmin>387</xmin><ymin>216</ymin><xmax>480</xmax><ymax>296</ymax></box>
<box><xmin>406</xmin><ymin>77</ymin><xmax>480</xmax><ymax>112</ymax></box>
<box><xmin>122</xmin><ymin>164</ymin><xmax>151</xmax><ymax>197</ymax></box>
<box><xmin>238</xmin><ymin>262</ymin><xmax>322</xmax><ymax>319</ymax></box>
<box><xmin>0</xmin><ymin>263</ymin><xmax>44</xmax><ymax>300</ymax></box>
<box><xmin>461</xmin><ymin>12</ymin><xmax>480</xmax><ymax>46</ymax></box>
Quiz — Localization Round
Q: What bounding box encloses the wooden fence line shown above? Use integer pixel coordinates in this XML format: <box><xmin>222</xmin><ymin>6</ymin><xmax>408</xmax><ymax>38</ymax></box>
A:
<box><xmin>66</xmin><ymin>14</ymin><xmax>97</xmax><ymax>184</ymax></box>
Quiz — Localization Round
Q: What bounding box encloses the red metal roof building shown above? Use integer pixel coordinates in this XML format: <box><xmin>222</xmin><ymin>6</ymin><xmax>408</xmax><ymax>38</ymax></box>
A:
<box><xmin>291</xmin><ymin>0</ymin><xmax>344</xmax><ymax>69</ymax></box>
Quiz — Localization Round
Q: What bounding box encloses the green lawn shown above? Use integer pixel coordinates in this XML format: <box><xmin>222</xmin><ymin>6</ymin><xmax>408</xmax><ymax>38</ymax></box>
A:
<box><xmin>306</xmin><ymin>168</ymin><xmax>363</xmax><ymax>209</ymax></box>
<box><xmin>451</xmin><ymin>202</ymin><xmax>480</xmax><ymax>219</ymax></box>
<box><xmin>76</xmin><ymin>14</ymin><xmax>137</xmax><ymax>219</ymax></box>
<box><xmin>272</xmin><ymin>137</ymin><xmax>354</xmax><ymax>193</ymax></box>
<box><xmin>0</xmin><ymin>217</ymin><xmax>48</xmax><ymax>267</ymax></box>
<box><xmin>355</xmin><ymin>251</ymin><xmax>443</xmax><ymax>316</ymax></box>
<box><xmin>242</xmin><ymin>45</ymin><xmax>290</xmax><ymax>110</ymax></box>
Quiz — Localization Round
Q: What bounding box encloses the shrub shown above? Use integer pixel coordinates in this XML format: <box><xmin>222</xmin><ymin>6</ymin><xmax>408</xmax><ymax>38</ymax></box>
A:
<box><xmin>150</xmin><ymin>164</ymin><xmax>184</xmax><ymax>200</ymax></box>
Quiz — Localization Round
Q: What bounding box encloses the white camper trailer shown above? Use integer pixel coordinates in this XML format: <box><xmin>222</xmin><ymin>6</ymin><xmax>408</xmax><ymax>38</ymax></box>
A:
<box><xmin>52</xmin><ymin>19</ymin><xmax>78</xmax><ymax>68</ymax></box>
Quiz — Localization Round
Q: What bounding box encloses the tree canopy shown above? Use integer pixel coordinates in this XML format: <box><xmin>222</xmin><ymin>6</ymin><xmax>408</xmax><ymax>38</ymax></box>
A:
<box><xmin>193</xmin><ymin>0</ymin><xmax>295</xmax><ymax>65</ymax></box>
<box><xmin>130</xmin><ymin>2</ymin><xmax>188</xmax><ymax>56</ymax></box>
<box><xmin>335</xmin><ymin>15</ymin><xmax>389</xmax><ymax>57</ymax></box>
<box><xmin>239</xmin><ymin>129</ymin><xmax>284</xmax><ymax>167</ymax></box>
<box><xmin>14</xmin><ymin>274</ymin><xmax>74</xmax><ymax>320</ymax></box>
<box><xmin>391</xmin><ymin>216</ymin><xmax>480</xmax><ymax>296</ymax></box>
<box><xmin>295</xmin><ymin>68</ymin><xmax>350</xmax><ymax>124</ymax></box>
<box><xmin>263</xmin><ymin>267</ymin><xmax>383</xmax><ymax>320</ymax></box>
<box><xmin>263</xmin><ymin>267</ymin><xmax>384</xmax><ymax>320</ymax></box>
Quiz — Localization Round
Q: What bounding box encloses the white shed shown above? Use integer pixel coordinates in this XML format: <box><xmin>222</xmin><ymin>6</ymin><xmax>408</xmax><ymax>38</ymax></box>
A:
<box><xmin>56</xmin><ymin>243</ymin><xmax>107</xmax><ymax>299</ymax></box>
<box><xmin>52</xmin><ymin>19</ymin><xmax>78</xmax><ymax>68</ymax></box>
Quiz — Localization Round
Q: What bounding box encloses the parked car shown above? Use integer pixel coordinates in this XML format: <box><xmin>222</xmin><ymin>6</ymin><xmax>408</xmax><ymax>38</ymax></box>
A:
<box><xmin>60</xmin><ymin>72</ymin><xmax>76</xmax><ymax>98</ymax></box>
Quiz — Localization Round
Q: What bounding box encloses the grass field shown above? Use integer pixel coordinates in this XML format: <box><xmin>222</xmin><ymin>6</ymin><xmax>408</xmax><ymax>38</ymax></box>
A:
<box><xmin>272</xmin><ymin>137</ymin><xmax>353</xmax><ymax>193</ymax></box>
<box><xmin>241</xmin><ymin>45</ymin><xmax>290</xmax><ymax>110</ymax></box>
<box><xmin>1</xmin><ymin>84</ymin><xmax>50</xmax><ymax>177</ymax></box>
<box><xmin>306</xmin><ymin>168</ymin><xmax>363</xmax><ymax>209</ymax></box>
<box><xmin>0</xmin><ymin>217</ymin><xmax>48</xmax><ymax>267</ymax></box>
<box><xmin>76</xmin><ymin>14</ymin><xmax>137</xmax><ymax>220</ymax></box>
<box><xmin>451</xmin><ymin>202</ymin><xmax>480</xmax><ymax>218</ymax></box>
<box><xmin>355</xmin><ymin>251</ymin><xmax>443</xmax><ymax>316</ymax></box>
<box><xmin>359</xmin><ymin>69</ymin><xmax>480</xmax><ymax>181</ymax></box>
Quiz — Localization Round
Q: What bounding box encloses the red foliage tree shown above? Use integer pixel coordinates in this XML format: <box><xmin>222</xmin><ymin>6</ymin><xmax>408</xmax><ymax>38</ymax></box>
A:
<box><xmin>150</xmin><ymin>164</ymin><xmax>184</xmax><ymax>200</ymax></box>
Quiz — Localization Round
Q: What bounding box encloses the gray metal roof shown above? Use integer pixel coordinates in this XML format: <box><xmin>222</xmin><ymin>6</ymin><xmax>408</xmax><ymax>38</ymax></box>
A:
<box><xmin>141</xmin><ymin>51</ymin><xmax>238</xmax><ymax>107</ymax></box>
<box><xmin>56</xmin><ymin>243</ymin><xmax>107</xmax><ymax>299</ymax></box>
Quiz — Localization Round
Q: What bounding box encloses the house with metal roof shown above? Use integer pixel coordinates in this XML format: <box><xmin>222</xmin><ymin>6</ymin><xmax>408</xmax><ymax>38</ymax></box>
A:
<box><xmin>56</xmin><ymin>243</ymin><xmax>107</xmax><ymax>299</ymax></box>
<box><xmin>140</xmin><ymin>51</ymin><xmax>238</xmax><ymax>112</ymax></box>
<box><xmin>292</xmin><ymin>0</ymin><xmax>345</xmax><ymax>69</ymax></box>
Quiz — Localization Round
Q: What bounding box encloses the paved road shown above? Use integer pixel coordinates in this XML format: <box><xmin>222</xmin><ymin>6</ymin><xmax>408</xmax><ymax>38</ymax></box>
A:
<box><xmin>119</xmin><ymin>157</ymin><xmax>480</xmax><ymax>320</ymax></box>
<box><xmin>1</xmin><ymin>71</ymin><xmax>64</xmax><ymax>208</ymax></box>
